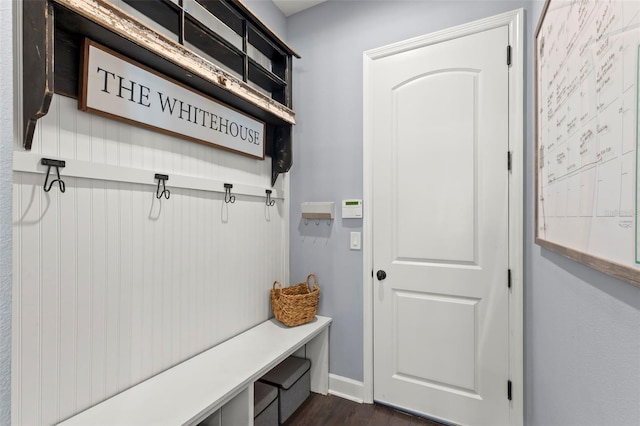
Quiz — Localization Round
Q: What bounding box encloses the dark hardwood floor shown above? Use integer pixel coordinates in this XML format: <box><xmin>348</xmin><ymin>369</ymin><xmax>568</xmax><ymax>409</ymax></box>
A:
<box><xmin>283</xmin><ymin>393</ymin><xmax>443</xmax><ymax>426</ymax></box>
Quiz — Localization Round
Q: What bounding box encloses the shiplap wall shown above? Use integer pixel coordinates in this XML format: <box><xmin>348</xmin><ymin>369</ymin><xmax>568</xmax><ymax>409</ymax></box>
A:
<box><xmin>12</xmin><ymin>95</ymin><xmax>288</xmax><ymax>425</ymax></box>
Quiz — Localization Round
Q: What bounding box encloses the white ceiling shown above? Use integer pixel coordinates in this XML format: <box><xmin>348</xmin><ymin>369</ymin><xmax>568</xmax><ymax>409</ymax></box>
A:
<box><xmin>271</xmin><ymin>0</ymin><xmax>327</xmax><ymax>17</ymax></box>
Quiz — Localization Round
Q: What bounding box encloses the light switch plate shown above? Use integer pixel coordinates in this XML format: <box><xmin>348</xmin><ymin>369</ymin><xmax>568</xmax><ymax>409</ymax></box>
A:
<box><xmin>350</xmin><ymin>232</ymin><xmax>361</xmax><ymax>250</ymax></box>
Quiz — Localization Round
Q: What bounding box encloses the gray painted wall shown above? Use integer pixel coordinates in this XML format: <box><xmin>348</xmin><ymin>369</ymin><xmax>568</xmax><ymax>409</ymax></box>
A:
<box><xmin>0</xmin><ymin>0</ymin><xmax>12</xmax><ymax>423</ymax></box>
<box><xmin>243</xmin><ymin>0</ymin><xmax>286</xmax><ymax>38</ymax></box>
<box><xmin>523</xmin><ymin>4</ymin><xmax>640</xmax><ymax>424</ymax></box>
<box><xmin>287</xmin><ymin>1</ymin><xmax>640</xmax><ymax>424</ymax></box>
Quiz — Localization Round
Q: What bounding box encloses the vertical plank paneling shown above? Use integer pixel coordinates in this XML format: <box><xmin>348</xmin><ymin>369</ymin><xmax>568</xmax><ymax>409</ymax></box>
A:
<box><xmin>140</xmin><ymin>130</ymin><xmax>153</xmax><ymax>171</ymax></box>
<box><xmin>205</xmin><ymin>191</ymin><xmax>217</xmax><ymax>346</ymax></box>
<box><xmin>14</xmin><ymin>94</ymin><xmax>287</xmax><ymax>425</ymax></box>
<box><xmin>129</xmin><ymin>185</ymin><xmax>145</xmax><ymax>384</ymax></box>
<box><xmin>160</xmin><ymin>193</ymin><xmax>172</xmax><ymax>367</ymax></box>
<box><xmin>90</xmin><ymin>114</ymin><xmax>105</xmax><ymax>164</ymax></box>
<box><xmin>187</xmin><ymin>192</ymin><xmax>198</xmax><ymax>347</ymax></box>
<box><xmin>104</xmin><ymin>121</ymin><xmax>119</xmax><ymax>166</ymax></box>
<box><xmin>104</xmin><ymin>181</ymin><xmax>120</xmax><ymax>397</ymax></box>
<box><xmin>17</xmin><ymin>174</ymin><xmax>43</xmax><ymax>425</ymax></box>
<box><xmin>118</xmin><ymin>125</ymin><xmax>132</xmax><ymax>168</ymax></box>
<box><xmin>151</xmin><ymin>195</ymin><xmax>163</xmax><ymax>372</ymax></box>
<box><xmin>141</xmin><ymin>191</ymin><xmax>154</xmax><ymax>379</ymax></box>
<box><xmin>58</xmin><ymin>95</ymin><xmax>79</xmax><ymax>418</ymax></box>
<box><xmin>58</xmin><ymin>177</ymin><xmax>78</xmax><ymax>420</ymax></box>
<box><xmin>218</xmin><ymin>201</ymin><xmax>233</xmax><ymax>342</ymax></box>
<box><xmin>74</xmin><ymin>180</ymin><xmax>93</xmax><ymax>413</ymax></box>
<box><xmin>240</xmin><ymin>200</ymin><xmax>251</xmax><ymax>325</ymax></box>
<box><xmin>179</xmin><ymin>191</ymin><xmax>191</xmax><ymax>358</ymax></box>
<box><xmin>197</xmin><ymin>192</ymin><xmax>206</xmax><ymax>350</ymax></box>
<box><xmin>129</xmin><ymin>125</ymin><xmax>144</xmax><ymax>170</ymax></box>
<box><xmin>168</xmin><ymin>190</ymin><xmax>179</xmax><ymax>366</ymax></box>
<box><xmin>76</xmin><ymin>105</ymin><xmax>91</xmax><ymax>162</ymax></box>
<box><xmin>90</xmin><ymin>180</ymin><xmax>107</xmax><ymax>403</ymax></box>
<box><xmin>11</xmin><ymin>174</ymin><xmax>22</xmax><ymax>426</ymax></box>
<box><xmin>40</xmin><ymin>189</ymin><xmax>61</xmax><ymax>424</ymax></box>
<box><xmin>118</xmin><ymin>183</ymin><xmax>132</xmax><ymax>390</ymax></box>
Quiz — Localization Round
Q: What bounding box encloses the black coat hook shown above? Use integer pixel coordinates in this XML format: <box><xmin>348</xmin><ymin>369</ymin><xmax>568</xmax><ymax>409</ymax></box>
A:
<box><xmin>41</xmin><ymin>158</ymin><xmax>66</xmax><ymax>193</ymax></box>
<box><xmin>224</xmin><ymin>183</ymin><xmax>235</xmax><ymax>203</ymax></box>
<box><xmin>155</xmin><ymin>174</ymin><xmax>170</xmax><ymax>199</ymax></box>
<box><xmin>266</xmin><ymin>189</ymin><xmax>275</xmax><ymax>206</ymax></box>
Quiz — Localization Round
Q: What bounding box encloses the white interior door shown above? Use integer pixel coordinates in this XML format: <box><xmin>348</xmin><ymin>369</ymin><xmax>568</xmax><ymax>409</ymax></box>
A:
<box><xmin>370</xmin><ymin>25</ymin><xmax>511</xmax><ymax>425</ymax></box>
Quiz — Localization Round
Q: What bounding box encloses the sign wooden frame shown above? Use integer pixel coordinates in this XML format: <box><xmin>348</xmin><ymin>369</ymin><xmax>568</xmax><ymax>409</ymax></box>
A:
<box><xmin>79</xmin><ymin>38</ymin><xmax>265</xmax><ymax>160</ymax></box>
<box><xmin>535</xmin><ymin>0</ymin><xmax>640</xmax><ymax>287</ymax></box>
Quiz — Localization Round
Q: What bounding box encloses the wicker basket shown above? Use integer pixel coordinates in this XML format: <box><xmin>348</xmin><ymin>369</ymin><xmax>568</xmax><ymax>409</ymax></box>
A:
<box><xmin>271</xmin><ymin>273</ymin><xmax>320</xmax><ymax>327</ymax></box>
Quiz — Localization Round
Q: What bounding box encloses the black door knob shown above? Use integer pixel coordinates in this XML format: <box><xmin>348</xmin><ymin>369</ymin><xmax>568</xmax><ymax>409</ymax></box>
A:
<box><xmin>376</xmin><ymin>270</ymin><xmax>387</xmax><ymax>281</ymax></box>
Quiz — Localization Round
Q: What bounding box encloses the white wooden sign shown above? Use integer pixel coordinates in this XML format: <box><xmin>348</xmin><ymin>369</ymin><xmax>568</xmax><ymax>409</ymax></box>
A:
<box><xmin>80</xmin><ymin>39</ymin><xmax>265</xmax><ymax>159</ymax></box>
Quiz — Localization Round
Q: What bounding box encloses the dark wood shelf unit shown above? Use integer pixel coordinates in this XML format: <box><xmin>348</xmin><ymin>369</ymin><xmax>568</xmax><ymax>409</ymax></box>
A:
<box><xmin>248</xmin><ymin>25</ymin><xmax>288</xmax><ymax>77</ymax></box>
<box><xmin>196</xmin><ymin>0</ymin><xmax>245</xmax><ymax>36</ymax></box>
<box><xmin>120</xmin><ymin>0</ymin><xmax>293</xmax><ymax>107</ymax></box>
<box><xmin>248</xmin><ymin>58</ymin><xmax>286</xmax><ymax>104</ymax></box>
<box><xmin>122</xmin><ymin>0</ymin><xmax>182</xmax><ymax>36</ymax></box>
<box><xmin>183</xmin><ymin>12</ymin><xmax>246</xmax><ymax>77</ymax></box>
<box><xmin>23</xmin><ymin>0</ymin><xmax>297</xmax><ymax>185</ymax></box>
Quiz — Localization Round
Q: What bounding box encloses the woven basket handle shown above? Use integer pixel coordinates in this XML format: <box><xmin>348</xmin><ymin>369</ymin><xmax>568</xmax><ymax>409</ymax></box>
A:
<box><xmin>272</xmin><ymin>280</ymin><xmax>283</xmax><ymax>291</ymax></box>
<box><xmin>306</xmin><ymin>273</ymin><xmax>319</xmax><ymax>291</ymax></box>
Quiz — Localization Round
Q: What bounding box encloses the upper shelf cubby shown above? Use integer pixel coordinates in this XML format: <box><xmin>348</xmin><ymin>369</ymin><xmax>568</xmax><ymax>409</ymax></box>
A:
<box><xmin>119</xmin><ymin>0</ymin><xmax>296</xmax><ymax>106</ymax></box>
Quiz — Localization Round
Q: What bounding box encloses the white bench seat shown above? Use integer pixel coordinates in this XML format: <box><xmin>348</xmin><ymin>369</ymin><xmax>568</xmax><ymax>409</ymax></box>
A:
<box><xmin>58</xmin><ymin>316</ymin><xmax>332</xmax><ymax>426</ymax></box>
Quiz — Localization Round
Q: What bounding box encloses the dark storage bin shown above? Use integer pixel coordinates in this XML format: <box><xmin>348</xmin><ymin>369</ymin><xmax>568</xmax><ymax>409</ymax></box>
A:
<box><xmin>254</xmin><ymin>381</ymin><xmax>278</xmax><ymax>426</ymax></box>
<box><xmin>259</xmin><ymin>356</ymin><xmax>311</xmax><ymax>424</ymax></box>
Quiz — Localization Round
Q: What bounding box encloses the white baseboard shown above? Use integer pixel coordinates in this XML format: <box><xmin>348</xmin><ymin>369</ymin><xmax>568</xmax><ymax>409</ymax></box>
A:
<box><xmin>328</xmin><ymin>374</ymin><xmax>365</xmax><ymax>403</ymax></box>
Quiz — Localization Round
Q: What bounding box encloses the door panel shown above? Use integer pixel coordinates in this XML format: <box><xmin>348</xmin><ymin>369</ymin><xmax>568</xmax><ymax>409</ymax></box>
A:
<box><xmin>372</xmin><ymin>25</ymin><xmax>510</xmax><ymax>426</ymax></box>
<box><xmin>394</xmin><ymin>291</ymin><xmax>478</xmax><ymax>391</ymax></box>
<box><xmin>394</xmin><ymin>71</ymin><xmax>478</xmax><ymax>264</ymax></box>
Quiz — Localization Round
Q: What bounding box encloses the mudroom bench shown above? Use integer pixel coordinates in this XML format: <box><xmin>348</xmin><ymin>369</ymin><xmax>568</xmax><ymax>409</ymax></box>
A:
<box><xmin>58</xmin><ymin>316</ymin><xmax>332</xmax><ymax>426</ymax></box>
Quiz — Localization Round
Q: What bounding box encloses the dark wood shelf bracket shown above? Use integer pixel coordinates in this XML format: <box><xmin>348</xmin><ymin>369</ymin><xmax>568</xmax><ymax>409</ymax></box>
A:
<box><xmin>23</xmin><ymin>1</ymin><xmax>55</xmax><ymax>150</ymax></box>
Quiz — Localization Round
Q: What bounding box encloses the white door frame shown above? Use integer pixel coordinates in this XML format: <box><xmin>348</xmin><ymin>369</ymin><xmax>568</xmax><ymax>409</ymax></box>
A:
<box><xmin>362</xmin><ymin>9</ymin><xmax>524</xmax><ymax>425</ymax></box>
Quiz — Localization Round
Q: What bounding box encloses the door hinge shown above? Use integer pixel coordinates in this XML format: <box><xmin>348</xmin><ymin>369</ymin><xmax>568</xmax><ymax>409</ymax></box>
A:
<box><xmin>507</xmin><ymin>151</ymin><xmax>512</xmax><ymax>171</ymax></box>
<box><xmin>507</xmin><ymin>45</ymin><xmax>512</xmax><ymax>66</ymax></box>
<box><xmin>372</xmin><ymin>269</ymin><xmax>374</xmax><ymax>278</ymax></box>
<box><xmin>508</xmin><ymin>269</ymin><xmax>512</xmax><ymax>289</ymax></box>
<box><xmin>507</xmin><ymin>380</ymin><xmax>512</xmax><ymax>400</ymax></box>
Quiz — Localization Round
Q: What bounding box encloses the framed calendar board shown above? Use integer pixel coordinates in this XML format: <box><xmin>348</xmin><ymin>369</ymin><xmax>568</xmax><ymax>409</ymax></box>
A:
<box><xmin>535</xmin><ymin>0</ymin><xmax>640</xmax><ymax>287</ymax></box>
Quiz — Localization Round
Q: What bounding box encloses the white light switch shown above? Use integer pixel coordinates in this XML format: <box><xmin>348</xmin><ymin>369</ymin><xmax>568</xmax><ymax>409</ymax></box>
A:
<box><xmin>350</xmin><ymin>232</ymin><xmax>361</xmax><ymax>250</ymax></box>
